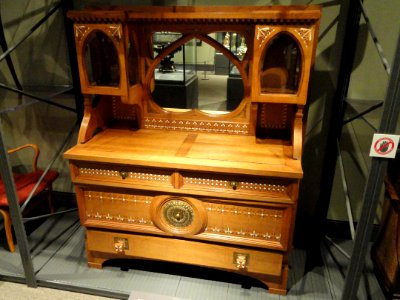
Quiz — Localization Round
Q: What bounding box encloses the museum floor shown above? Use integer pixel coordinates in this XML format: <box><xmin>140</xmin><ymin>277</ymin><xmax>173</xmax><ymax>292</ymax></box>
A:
<box><xmin>0</xmin><ymin>208</ymin><xmax>385</xmax><ymax>300</ymax></box>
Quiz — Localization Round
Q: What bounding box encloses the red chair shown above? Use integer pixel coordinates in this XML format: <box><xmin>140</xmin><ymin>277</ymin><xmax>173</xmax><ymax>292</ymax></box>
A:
<box><xmin>0</xmin><ymin>144</ymin><xmax>58</xmax><ymax>252</ymax></box>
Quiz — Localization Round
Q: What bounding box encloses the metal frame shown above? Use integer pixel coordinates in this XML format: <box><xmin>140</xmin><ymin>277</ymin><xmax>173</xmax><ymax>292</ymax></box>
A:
<box><xmin>341</xmin><ymin>32</ymin><xmax>400</xmax><ymax>300</ymax></box>
<box><xmin>313</xmin><ymin>0</ymin><xmax>400</xmax><ymax>298</ymax></box>
<box><xmin>0</xmin><ymin>0</ymin><xmax>81</xmax><ymax>288</ymax></box>
<box><xmin>0</xmin><ymin>119</ymin><xmax>36</xmax><ymax>287</ymax></box>
<box><xmin>315</xmin><ymin>0</ymin><xmax>362</xmax><ymax>258</ymax></box>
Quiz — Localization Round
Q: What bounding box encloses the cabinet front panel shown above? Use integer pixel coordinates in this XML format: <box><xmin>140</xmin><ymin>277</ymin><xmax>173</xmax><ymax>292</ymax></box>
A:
<box><xmin>79</xmin><ymin>188</ymin><xmax>292</xmax><ymax>250</ymax></box>
<box><xmin>87</xmin><ymin>229</ymin><xmax>284</xmax><ymax>276</ymax></box>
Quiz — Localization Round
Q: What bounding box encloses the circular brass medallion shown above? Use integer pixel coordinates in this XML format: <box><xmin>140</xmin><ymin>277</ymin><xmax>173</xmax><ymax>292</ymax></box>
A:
<box><xmin>150</xmin><ymin>195</ymin><xmax>207</xmax><ymax>236</ymax></box>
<box><xmin>163</xmin><ymin>200</ymin><xmax>194</xmax><ymax>228</ymax></box>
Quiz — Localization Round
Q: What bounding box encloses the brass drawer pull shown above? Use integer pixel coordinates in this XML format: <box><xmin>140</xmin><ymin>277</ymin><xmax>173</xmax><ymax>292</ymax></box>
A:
<box><xmin>119</xmin><ymin>171</ymin><xmax>128</xmax><ymax>179</ymax></box>
<box><xmin>233</xmin><ymin>252</ymin><xmax>249</xmax><ymax>270</ymax></box>
<box><xmin>114</xmin><ymin>237</ymin><xmax>129</xmax><ymax>253</ymax></box>
<box><xmin>230</xmin><ymin>181</ymin><xmax>238</xmax><ymax>190</ymax></box>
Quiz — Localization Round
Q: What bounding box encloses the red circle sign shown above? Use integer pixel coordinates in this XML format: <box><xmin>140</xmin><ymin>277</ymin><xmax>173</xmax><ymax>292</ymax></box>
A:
<box><xmin>374</xmin><ymin>137</ymin><xmax>395</xmax><ymax>155</ymax></box>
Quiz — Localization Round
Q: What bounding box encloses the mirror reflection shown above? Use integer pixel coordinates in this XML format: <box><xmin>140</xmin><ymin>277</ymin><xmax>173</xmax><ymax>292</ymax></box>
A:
<box><xmin>210</xmin><ymin>32</ymin><xmax>247</xmax><ymax>61</ymax></box>
<box><xmin>260</xmin><ymin>34</ymin><xmax>301</xmax><ymax>94</ymax></box>
<box><xmin>84</xmin><ymin>31</ymin><xmax>120</xmax><ymax>87</ymax></box>
<box><xmin>151</xmin><ymin>34</ymin><xmax>244</xmax><ymax>113</ymax></box>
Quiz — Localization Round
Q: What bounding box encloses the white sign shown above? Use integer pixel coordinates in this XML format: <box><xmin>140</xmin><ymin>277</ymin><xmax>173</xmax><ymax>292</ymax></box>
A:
<box><xmin>369</xmin><ymin>133</ymin><xmax>400</xmax><ymax>158</ymax></box>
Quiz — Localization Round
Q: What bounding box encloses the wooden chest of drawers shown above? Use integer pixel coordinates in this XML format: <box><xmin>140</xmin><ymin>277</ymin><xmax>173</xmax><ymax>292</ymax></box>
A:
<box><xmin>64</xmin><ymin>5</ymin><xmax>321</xmax><ymax>295</ymax></box>
<box><xmin>65</xmin><ymin>128</ymin><xmax>302</xmax><ymax>294</ymax></box>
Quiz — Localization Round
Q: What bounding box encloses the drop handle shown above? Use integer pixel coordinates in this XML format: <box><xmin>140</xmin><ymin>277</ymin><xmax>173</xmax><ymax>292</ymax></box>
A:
<box><xmin>114</xmin><ymin>237</ymin><xmax>128</xmax><ymax>253</ymax></box>
<box><xmin>119</xmin><ymin>171</ymin><xmax>128</xmax><ymax>179</ymax></box>
<box><xmin>230</xmin><ymin>181</ymin><xmax>238</xmax><ymax>190</ymax></box>
<box><xmin>114</xmin><ymin>241</ymin><xmax>125</xmax><ymax>253</ymax></box>
<box><xmin>233</xmin><ymin>252</ymin><xmax>249</xmax><ymax>270</ymax></box>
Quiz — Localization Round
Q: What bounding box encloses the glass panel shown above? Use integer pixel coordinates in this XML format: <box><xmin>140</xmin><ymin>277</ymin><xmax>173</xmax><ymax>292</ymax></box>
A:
<box><xmin>151</xmin><ymin>38</ymin><xmax>244</xmax><ymax>113</ymax></box>
<box><xmin>153</xmin><ymin>32</ymin><xmax>183</xmax><ymax>60</ymax></box>
<box><xmin>209</xmin><ymin>32</ymin><xmax>247</xmax><ymax>61</ymax></box>
<box><xmin>260</xmin><ymin>34</ymin><xmax>301</xmax><ymax>94</ymax></box>
<box><xmin>84</xmin><ymin>31</ymin><xmax>120</xmax><ymax>87</ymax></box>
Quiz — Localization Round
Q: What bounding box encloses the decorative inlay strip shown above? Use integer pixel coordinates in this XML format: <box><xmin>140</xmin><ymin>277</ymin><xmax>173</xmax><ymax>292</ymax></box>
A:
<box><xmin>295</xmin><ymin>27</ymin><xmax>312</xmax><ymax>47</ymax></box>
<box><xmin>205</xmin><ymin>206</ymin><xmax>283</xmax><ymax>218</ymax></box>
<box><xmin>105</xmin><ymin>25</ymin><xmax>122</xmax><ymax>42</ymax></box>
<box><xmin>75</xmin><ymin>25</ymin><xmax>90</xmax><ymax>42</ymax></box>
<box><xmin>240</xmin><ymin>182</ymin><xmax>286</xmax><ymax>192</ymax></box>
<box><xmin>256</xmin><ymin>26</ymin><xmax>276</xmax><ymax>48</ymax></box>
<box><xmin>204</xmin><ymin>226</ymin><xmax>282</xmax><ymax>241</ymax></box>
<box><xmin>185</xmin><ymin>176</ymin><xmax>287</xmax><ymax>193</ymax></box>
<box><xmin>79</xmin><ymin>167</ymin><xmax>170</xmax><ymax>183</ymax></box>
<box><xmin>84</xmin><ymin>191</ymin><xmax>153</xmax><ymax>226</ymax></box>
<box><xmin>144</xmin><ymin>118</ymin><xmax>249</xmax><ymax>135</ymax></box>
<box><xmin>204</xmin><ymin>204</ymin><xmax>284</xmax><ymax>241</ymax></box>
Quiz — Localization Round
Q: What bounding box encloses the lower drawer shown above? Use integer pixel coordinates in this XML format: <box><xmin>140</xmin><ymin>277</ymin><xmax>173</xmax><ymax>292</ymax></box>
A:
<box><xmin>86</xmin><ymin>229</ymin><xmax>283</xmax><ymax>277</ymax></box>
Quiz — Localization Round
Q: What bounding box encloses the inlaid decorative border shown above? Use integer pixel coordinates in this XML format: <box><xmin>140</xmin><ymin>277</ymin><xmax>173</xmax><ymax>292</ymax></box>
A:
<box><xmin>295</xmin><ymin>27</ymin><xmax>312</xmax><ymax>47</ymax></box>
<box><xmin>74</xmin><ymin>25</ymin><xmax>90</xmax><ymax>42</ymax></box>
<box><xmin>205</xmin><ymin>226</ymin><xmax>282</xmax><ymax>241</ymax></box>
<box><xmin>79</xmin><ymin>167</ymin><xmax>171</xmax><ymax>183</ymax></box>
<box><xmin>185</xmin><ymin>176</ymin><xmax>287</xmax><ymax>193</ymax></box>
<box><xmin>256</xmin><ymin>26</ymin><xmax>276</xmax><ymax>48</ymax></box>
<box><xmin>144</xmin><ymin>118</ymin><xmax>249</xmax><ymax>135</ymax></box>
<box><xmin>204</xmin><ymin>203</ymin><xmax>284</xmax><ymax>241</ymax></box>
<box><xmin>84</xmin><ymin>191</ymin><xmax>154</xmax><ymax>226</ymax></box>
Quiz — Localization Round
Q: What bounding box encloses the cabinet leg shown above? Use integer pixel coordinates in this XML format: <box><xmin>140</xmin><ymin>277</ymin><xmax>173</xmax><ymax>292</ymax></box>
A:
<box><xmin>86</xmin><ymin>251</ymin><xmax>106</xmax><ymax>269</ymax></box>
<box><xmin>260</xmin><ymin>264</ymin><xmax>289</xmax><ymax>295</ymax></box>
<box><xmin>88</xmin><ymin>261</ymin><xmax>104</xmax><ymax>269</ymax></box>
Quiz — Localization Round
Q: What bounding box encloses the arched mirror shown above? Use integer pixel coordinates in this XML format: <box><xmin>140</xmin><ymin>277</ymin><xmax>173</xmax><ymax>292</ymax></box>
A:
<box><xmin>151</xmin><ymin>35</ymin><xmax>244</xmax><ymax>113</ymax></box>
<box><xmin>260</xmin><ymin>33</ymin><xmax>301</xmax><ymax>94</ymax></box>
<box><xmin>84</xmin><ymin>30</ymin><xmax>120</xmax><ymax>87</ymax></box>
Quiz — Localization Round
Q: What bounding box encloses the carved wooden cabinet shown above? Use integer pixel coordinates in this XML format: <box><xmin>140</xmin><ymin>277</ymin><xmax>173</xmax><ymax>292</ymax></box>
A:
<box><xmin>64</xmin><ymin>6</ymin><xmax>321</xmax><ymax>295</ymax></box>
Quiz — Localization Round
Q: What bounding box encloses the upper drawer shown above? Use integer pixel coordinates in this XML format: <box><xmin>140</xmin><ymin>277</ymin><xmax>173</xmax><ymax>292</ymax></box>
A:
<box><xmin>178</xmin><ymin>170</ymin><xmax>293</xmax><ymax>202</ymax></box>
<box><xmin>70</xmin><ymin>162</ymin><xmax>296</xmax><ymax>203</ymax></box>
<box><xmin>71</xmin><ymin>162</ymin><xmax>174</xmax><ymax>189</ymax></box>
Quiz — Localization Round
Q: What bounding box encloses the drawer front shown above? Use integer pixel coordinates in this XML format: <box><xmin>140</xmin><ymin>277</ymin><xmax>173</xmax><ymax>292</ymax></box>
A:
<box><xmin>72</xmin><ymin>162</ymin><xmax>174</xmax><ymax>189</ymax></box>
<box><xmin>179</xmin><ymin>171</ymin><xmax>293</xmax><ymax>201</ymax></box>
<box><xmin>78</xmin><ymin>188</ymin><xmax>293</xmax><ymax>250</ymax></box>
<box><xmin>71</xmin><ymin>162</ymin><xmax>295</xmax><ymax>203</ymax></box>
<box><xmin>86</xmin><ymin>229</ymin><xmax>283</xmax><ymax>277</ymax></box>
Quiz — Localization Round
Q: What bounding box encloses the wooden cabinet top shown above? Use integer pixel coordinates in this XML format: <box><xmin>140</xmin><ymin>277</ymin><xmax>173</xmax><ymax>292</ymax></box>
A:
<box><xmin>67</xmin><ymin>5</ymin><xmax>321</xmax><ymax>23</ymax></box>
<box><xmin>64</xmin><ymin>129</ymin><xmax>302</xmax><ymax>179</ymax></box>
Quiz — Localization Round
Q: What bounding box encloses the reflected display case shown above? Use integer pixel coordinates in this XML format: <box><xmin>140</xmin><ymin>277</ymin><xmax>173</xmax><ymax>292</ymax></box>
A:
<box><xmin>152</xmin><ymin>32</ymin><xmax>198</xmax><ymax>109</ymax></box>
<box><xmin>65</xmin><ymin>6</ymin><xmax>321</xmax><ymax>296</ymax></box>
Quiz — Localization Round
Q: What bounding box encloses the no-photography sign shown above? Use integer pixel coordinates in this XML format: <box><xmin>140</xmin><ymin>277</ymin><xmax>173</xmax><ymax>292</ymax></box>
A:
<box><xmin>369</xmin><ymin>134</ymin><xmax>400</xmax><ymax>158</ymax></box>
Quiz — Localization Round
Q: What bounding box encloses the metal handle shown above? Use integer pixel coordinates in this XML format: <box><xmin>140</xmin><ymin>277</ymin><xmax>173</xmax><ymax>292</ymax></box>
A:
<box><xmin>114</xmin><ymin>241</ymin><xmax>125</xmax><ymax>253</ymax></box>
<box><xmin>230</xmin><ymin>181</ymin><xmax>238</xmax><ymax>190</ymax></box>
<box><xmin>120</xmin><ymin>171</ymin><xmax>128</xmax><ymax>179</ymax></box>
<box><xmin>114</xmin><ymin>237</ymin><xmax>128</xmax><ymax>253</ymax></box>
<box><xmin>233</xmin><ymin>252</ymin><xmax>249</xmax><ymax>270</ymax></box>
